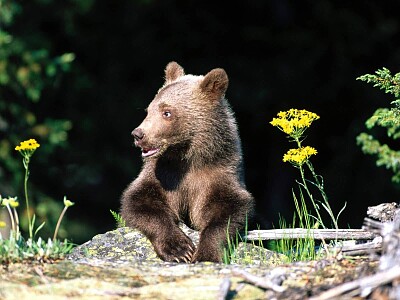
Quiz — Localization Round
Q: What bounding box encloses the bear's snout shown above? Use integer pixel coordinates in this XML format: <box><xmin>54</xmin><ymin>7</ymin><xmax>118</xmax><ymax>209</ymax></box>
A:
<box><xmin>132</xmin><ymin>128</ymin><xmax>145</xmax><ymax>148</ymax></box>
<box><xmin>131</xmin><ymin>128</ymin><xmax>144</xmax><ymax>141</ymax></box>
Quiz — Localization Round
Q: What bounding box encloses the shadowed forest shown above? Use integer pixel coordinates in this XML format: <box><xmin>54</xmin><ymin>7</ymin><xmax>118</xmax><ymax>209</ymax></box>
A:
<box><xmin>1</xmin><ymin>0</ymin><xmax>400</xmax><ymax>244</ymax></box>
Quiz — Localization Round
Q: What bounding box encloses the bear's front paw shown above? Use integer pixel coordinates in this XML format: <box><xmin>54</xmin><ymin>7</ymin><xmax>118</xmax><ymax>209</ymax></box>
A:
<box><xmin>192</xmin><ymin>242</ymin><xmax>222</xmax><ymax>263</ymax></box>
<box><xmin>153</xmin><ymin>231</ymin><xmax>195</xmax><ymax>263</ymax></box>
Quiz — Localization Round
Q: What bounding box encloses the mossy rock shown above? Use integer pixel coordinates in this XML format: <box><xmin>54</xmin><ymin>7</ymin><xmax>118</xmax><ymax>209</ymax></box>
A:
<box><xmin>67</xmin><ymin>226</ymin><xmax>161</xmax><ymax>264</ymax></box>
<box><xmin>67</xmin><ymin>223</ymin><xmax>285</xmax><ymax>266</ymax></box>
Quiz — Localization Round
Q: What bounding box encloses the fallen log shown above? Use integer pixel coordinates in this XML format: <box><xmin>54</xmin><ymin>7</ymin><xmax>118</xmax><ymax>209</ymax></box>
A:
<box><xmin>244</xmin><ymin>228</ymin><xmax>378</xmax><ymax>241</ymax></box>
<box><xmin>339</xmin><ymin>238</ymin><xmax>382</xmax><ymax>256</ymax></box>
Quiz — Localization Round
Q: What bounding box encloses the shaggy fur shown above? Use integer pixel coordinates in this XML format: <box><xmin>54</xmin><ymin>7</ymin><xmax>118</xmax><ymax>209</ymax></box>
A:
<box><xmin>120</xmin><ymin>61</ymin><xmax>254</xmax><ymax>263</ymax></box>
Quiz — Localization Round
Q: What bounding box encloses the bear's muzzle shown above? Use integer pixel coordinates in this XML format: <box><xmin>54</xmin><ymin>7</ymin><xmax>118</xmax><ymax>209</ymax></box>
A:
<box><xmin>131</xmin><ymin>128</ymin><xmax>144</xmax><ymax>141</ymax></box>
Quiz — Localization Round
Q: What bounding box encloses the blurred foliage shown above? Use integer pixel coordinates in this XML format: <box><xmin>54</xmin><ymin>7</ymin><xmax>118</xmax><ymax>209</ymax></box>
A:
<box><xmin>356</xmin><ymin>68</ymin><xmax>400</xmax><ymax>183</ymax></box>
<box><xmin>0</xmin><ymin>0</ymin><xmax>75</xmax><ymax>239</ymax></box>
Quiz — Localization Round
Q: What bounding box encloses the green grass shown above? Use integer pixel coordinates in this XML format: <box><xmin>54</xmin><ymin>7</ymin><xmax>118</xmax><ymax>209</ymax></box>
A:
<box><xmin>223</xmin><ymin>216</ymin><xmax>267</xmax><ymax>265</ymax></box>
<box><xmin>271</xmin><ymin>190</ymin><xmax>326</xmax><ymax>262</ymax></box>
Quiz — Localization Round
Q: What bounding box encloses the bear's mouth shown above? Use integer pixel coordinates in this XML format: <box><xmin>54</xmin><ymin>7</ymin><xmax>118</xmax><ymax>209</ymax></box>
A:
<box><xmin>141</xmin><ymin>147</ymin><xmax>160</xmax><ymax>157</ymax></box>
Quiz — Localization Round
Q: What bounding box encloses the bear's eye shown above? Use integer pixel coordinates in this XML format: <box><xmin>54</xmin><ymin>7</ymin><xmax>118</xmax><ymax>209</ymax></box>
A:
<box><xmin>163</xmin><ymin>111</ymin><xmax>172</xmax><ymax>118</ymax></box>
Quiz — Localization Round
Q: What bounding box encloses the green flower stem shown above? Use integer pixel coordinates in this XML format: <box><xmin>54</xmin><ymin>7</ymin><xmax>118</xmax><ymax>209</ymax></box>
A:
<box><xmin>12</xmin><ymin>207</ymin><xmax>20</xmax><ymax>240</ymax></box>
<box><xmin>5</xmin><ymin>204</ymin><xmax>16</xmax><ymax>234</ymax></box>
<box><xmin>299</xmin><ymin>164</ymin><xmax>326</xmax><ymax>229</ymax></box>
<box><xmin>23</xmin><ymin>157</ymin><xmax>33</xmax><ymax>240</ymax></box>
<box><xmin>305</xmin><ymin>160</ymin><xmax>338</xmax><ymax>230</ymax></box>
<box><xmin>306</xmin><ymin>160</ymin><xmax>328</xmax><ymax>202</ymax></box>
<box><xmin>294</xmin><ymin>137</ymin><xmax>327</xmax><ymax>229</ymax></box>
<box><xmin>294</xmin><ymin>138</ymin><xmax>302</xmax><ymax>150</ymax></box>
<box><xmin>306</xmin><ymin>161</ymin><xmax>329</xmax><ymax>204</ymax></box>
<box><xmin>53</xmin><ymin>206</ymin><xmax>68</xmax><ymax>241</ymax></box>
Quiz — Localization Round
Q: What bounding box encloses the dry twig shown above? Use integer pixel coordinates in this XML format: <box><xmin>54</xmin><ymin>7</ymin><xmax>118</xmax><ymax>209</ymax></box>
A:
<box><xmin>217</xmin><ymin>277</ymin><xmax>231</xmax><ymax>300</ymax></box>
<box><xmin>232</xmin><ymin>268</ymin><xmax>286</xmax><ymax>293</ymax></box>
<box><xmin>309</xmin><ymin>265</ymin><xmax>400</xmax><ymax>300</ymax></box>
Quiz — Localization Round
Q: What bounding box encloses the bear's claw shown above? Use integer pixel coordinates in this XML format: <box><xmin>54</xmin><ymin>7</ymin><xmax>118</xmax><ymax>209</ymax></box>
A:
<box><xmin>153</xmin><ymin>230</ymin><xmax>195</xmax><ymax>263</ymax></box>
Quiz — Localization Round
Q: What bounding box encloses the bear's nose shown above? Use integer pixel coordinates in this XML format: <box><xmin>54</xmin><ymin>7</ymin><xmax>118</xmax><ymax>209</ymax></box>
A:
<box><xmin>131</xmin><ymin>128</ymin><xmax>144</xmax><ymax>140</ymax></box>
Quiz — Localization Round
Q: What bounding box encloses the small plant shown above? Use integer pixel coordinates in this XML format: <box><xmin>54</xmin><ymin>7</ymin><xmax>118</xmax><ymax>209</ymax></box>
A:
<box><xmin>15</xmin><ymin>139</ymin><xmax>42</xmax><ymax>239</ymax></box>
<box><xmin>356</xmin><ymin>67</ymin><xmax>400</xmax><ymax>183</ymax></box>
<box><xmin>0</xmin><ymin>138</ymin><xmax>75</xmax><ymax>263</ymax></box>
<box><xmin>53</xmin><ymin>196</ymin><xmax>75</xmax><ymax>241</ymax></box>
<box><xmin>272</xmin><ymin>191</ymin><xmax>321</xmax><ymax>262</ymax></box>
<box><xmin>270</xmin><ymin>109</ymin><xmax>346</xmax><ymax>261</ymax></box>
<box><xmin>110</xmin><ymin>209</ymin><xmax>126</xmax><ymax>228</ymax></box>
<box><xmin>222</xmin><ymin>215</ymin><xmax>266</xmax><ymax>265</ymax></box>
<box><xmin>0</xmin><ymin>230</ymin><xmax>74</xmax><ymax>264</ymax></box>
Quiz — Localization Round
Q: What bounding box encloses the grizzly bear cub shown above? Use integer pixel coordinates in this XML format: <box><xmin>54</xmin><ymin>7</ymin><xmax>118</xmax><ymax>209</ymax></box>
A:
<box><xmin>120</xmin><ymin>61</ymin><xmax>254</xmax><ymax>263</ymax></box>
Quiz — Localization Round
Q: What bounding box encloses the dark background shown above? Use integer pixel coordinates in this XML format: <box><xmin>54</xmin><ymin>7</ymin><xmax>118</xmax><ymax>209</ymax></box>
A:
<box><xmin>4</xmin><ymin>0</ymin><xmax>400</xmax><ymax>243</ymax></box>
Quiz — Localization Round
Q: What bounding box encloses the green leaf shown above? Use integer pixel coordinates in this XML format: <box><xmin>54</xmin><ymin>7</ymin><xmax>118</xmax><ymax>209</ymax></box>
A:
<box><xmin>110</xmin><ymin>209</ymin><xmax>126</xmax><ymax>227</ymax></box>
<box><xmin>34</xmin><ymin>221</ymin><xmax>46</xmax><ymax>237</ymax></box>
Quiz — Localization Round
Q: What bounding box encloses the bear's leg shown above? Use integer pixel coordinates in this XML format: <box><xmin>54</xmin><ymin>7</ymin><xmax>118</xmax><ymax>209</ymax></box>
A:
<box><xmin>192</xmin><ymin>222</ymin><xmax>232</xmax><ymax>262</ymax></box>
<box><xmin>191</xmin><ymin>186</ymin><xmax>253</xmax><ymax>263</ymax></box>
<box><xmin>121</xmin><ymin>181</ymin><xmax>195</xmax><ymax>263</ymax></box>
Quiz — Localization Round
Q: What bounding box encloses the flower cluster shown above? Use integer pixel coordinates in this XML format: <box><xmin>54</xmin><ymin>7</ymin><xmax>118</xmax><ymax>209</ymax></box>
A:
<box><xmin>15</xmin><ymin>139</ymin><xmax>40</xmax><ymax>153</ymax></box>
<box><xmin>14</xmin><ymin>139</ymin><xmax>41</xmax><ymax>238</ymax></box>
<box><xmin>1</xmin><ymin>197</ymin><xmax>19</xmax><ymax>208</ymax></box>
<box><xmin>15</xmin><ymin>139</ymin><xmax>40</xmax><ymax>170</ymax></box>
<box><xmin>15</xmin><ymin>139</ymin><xmax>40</xmax><ymax>151</ymax></box>
<box><xmin>270</xmin><ymin>109</ymin><xmax>320</xmax><ymax>138</ymax></box>
<box><xmin>270</xmin><ymin>108</ymin><xmax>341</xmax><ymax>234</ymax></box>
<box><xmin>270</xmin><ymin>109</ymin><xmax>319</xmax><ymax>165</ymax></box>
<box><xmin>283</xmin><ymin>146</ymin><xmax>318</xmax><ymax>166</ymax></box>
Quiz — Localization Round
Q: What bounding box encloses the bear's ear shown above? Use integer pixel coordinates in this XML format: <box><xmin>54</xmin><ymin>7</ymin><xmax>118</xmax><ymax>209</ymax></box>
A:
<box><xmin>165</xmin><ymin>61</ymin><xmax>185</xmax><ymax>84</ymax></box>
<box><xmin>199</xmin><ymin>68</ymin><xmax>229</xmax><ymax>100</ymax></box>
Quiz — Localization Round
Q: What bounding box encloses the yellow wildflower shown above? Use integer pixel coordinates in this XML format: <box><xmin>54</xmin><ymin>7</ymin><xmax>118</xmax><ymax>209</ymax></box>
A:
<box><xmin>283</xmin><ymin>146</ymin><xmax>318</xmax><ymax>165</ymax></box>
<box><xmin>63</xmin><ymin>196</ymin><xmax>75</xmax><ymax>207</ymax></box>
<box><xmin>0</xmin><ymin>221</ymin><xmax>6</xmax><ymax>228</ymax></box>
<box><xmin>270</xmin><ymin>109</ymin><xmax>320</xmax><ymax>137</ymax></box>
<box><xmin>0</xmin><ymin>197</ymin><xmax>18</xmax><ymax>208</ymax></box>
<box><xmin>0</xmin><ymin>198</ymin><xmax>8</xmax><ymax>206</ymax></box>
<box><xmin>9</xmin><ymin>198</ymin><xmax>19</xmax><ymax>208</ymax></box>
<box><xmin>15</xmin><ymin>139</ymin><xmax>40</xmax><ymax>151</ymax></box>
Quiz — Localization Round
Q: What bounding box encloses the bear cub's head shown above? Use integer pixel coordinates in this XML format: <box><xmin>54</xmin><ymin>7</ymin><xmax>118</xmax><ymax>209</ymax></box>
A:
<box><xmin>132</xmin><ymin>61</ymin><xmax>236</xmax><ymax>162</ymax></box>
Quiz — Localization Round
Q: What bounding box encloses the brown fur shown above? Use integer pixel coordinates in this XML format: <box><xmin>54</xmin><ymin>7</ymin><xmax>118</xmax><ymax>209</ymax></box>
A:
<box><xmin>120</xmin><ymin>61</ymin><xmax>254</xmax><ymax>263</ymax></box>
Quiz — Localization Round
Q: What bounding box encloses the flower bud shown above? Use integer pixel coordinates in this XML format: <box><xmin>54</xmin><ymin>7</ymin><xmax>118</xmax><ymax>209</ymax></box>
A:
<box><xmin>63</xmin><ymin>196</ymin><xmax>75</xmax><ymax>207</ymax></box>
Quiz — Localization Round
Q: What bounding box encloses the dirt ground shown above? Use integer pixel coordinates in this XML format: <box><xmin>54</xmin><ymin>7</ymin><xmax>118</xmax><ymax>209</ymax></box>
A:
<box><xmin>0</xmin><ymin>256</ymin><xmax>383</xmax><ymax>300</ymax></box>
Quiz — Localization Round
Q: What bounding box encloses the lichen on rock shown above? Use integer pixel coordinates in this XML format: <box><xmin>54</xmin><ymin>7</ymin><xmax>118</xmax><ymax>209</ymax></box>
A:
<box><xmin>67</xmin><ymin>223</ymin><xmax>285</xmax><ymax>267</ymax></box>
<box><xmin>67</xmin><ymin>226</ymin><xmax>161</xmax><ymax>264</ymax></box>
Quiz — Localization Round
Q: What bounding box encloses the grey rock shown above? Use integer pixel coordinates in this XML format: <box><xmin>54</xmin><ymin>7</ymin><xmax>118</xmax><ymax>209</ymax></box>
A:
<box><xmin>67</xmin><ymin>223</ymin><xmax>285</xmax><ymax>266</ymax></box>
